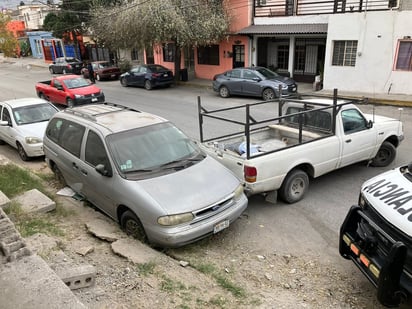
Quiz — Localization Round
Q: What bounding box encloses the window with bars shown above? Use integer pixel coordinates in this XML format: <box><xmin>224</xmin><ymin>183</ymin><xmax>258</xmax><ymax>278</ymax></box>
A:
<box><xmin>277</xmin><ymin>45</ymin><xmax>289</xmax><ymax>70</ymax></box>
<box><xmin>197</xmin><ymin>45</ymin><xmax>220</xmax><ymax>65</ymax></box>
<box><xmin>131</xmin><ymin>48</ymin><xmax>138</xmax><ymax>61</ymax></box>
<box><xmin>332</xmin><ymin>40</ymin><xmax>357</xmax><ymax>66</ymax></box>
<box><xmin>163</xmin><ymin>43</ymin><xmax>175</xmax><ymax>62</ymax></box>
<box><xmin>394</xmin><ymin>40</ymin><xmax>412</xmax><ymax>71</ymax></box>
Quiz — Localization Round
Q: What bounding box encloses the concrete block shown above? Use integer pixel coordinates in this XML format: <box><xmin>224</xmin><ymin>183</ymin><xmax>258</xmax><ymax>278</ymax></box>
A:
<box><xmin>12</xmin><ymin>189</ymin><xmax>56</xmax><ymax>214</ymax></box>
<box><xmin>0</xmin><ymin>191</ymin><xmax>10</xmax><ymax>209</ymax></box>
<box><xmin>56</xmin><ymin>265</ymin><xmax>96</xmax><ymax>290</ymax></box>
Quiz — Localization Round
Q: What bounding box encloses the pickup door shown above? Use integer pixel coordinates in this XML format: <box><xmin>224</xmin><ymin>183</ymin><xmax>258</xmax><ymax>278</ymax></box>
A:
<box><xmin>46</xmin><ymin>79</ymin><xmax>68</xmax><ymax>104</ymax></box>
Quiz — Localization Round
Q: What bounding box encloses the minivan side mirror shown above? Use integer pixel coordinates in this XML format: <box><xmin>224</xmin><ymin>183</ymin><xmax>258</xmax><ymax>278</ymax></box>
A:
<box><xmin>95</xmin><ymin>164</ymin><xmax>112</xmax><ymax>177</ymax></box>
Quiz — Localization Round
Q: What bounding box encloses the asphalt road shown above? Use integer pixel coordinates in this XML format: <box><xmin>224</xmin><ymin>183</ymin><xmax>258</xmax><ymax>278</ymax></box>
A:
<box><xmin>1</xmin><ymin>62</ymin><xmax>411</xmax><ymax>305</ymax></box>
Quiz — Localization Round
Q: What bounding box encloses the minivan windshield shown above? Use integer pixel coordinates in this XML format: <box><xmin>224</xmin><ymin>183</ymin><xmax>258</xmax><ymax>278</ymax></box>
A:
<box><xmin>107</xmin><ymin>122</ymin><xmax>204</xmax><ymax>175</ymax></box>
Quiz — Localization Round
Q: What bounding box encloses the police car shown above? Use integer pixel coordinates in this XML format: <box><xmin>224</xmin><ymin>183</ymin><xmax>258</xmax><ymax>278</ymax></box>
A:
<box><xmin>339</xmin><ymin>163</ymin><xmax>412</xmax><ymax>307</ymax></box>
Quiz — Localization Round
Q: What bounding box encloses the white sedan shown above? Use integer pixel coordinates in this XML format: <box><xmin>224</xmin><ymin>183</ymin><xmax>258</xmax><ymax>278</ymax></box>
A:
<box><xmin>0</xmin><ymin>98</ymin><xmax>59</xmax><ymax>161</ymax></box>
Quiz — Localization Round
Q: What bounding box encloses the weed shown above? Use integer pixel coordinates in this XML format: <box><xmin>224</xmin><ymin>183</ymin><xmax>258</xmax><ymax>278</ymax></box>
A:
<box><xmin>16</xmin><ymin>216</ymin><xmax>64</xmax><ymax>237</ymax></box>
<box><xmin>0</xmin><ymin>164</ymin><xmax>45</xmax><ymax>198</ymax></box>
<box><xmin>160</xmin><ymin>276</ymin><xmax>186</xmax><ymax>293</ymax></box>
<box><xmin>136</xmin><ymin>261</ymin><xmax>156</xmax><ymax>276</ymax></box>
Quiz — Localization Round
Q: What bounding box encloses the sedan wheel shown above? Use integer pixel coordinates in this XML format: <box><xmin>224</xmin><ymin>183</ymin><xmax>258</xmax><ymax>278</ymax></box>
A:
<box><xmin>49</xmin><ymin>67</ymin><xmax>54</xmax><ymax>74</ymax></box>
<box><xmin>17</xmin><ymin>143</ymin><xmax>29</xmax><ymax>161</ymax></box>
<box><xmin>262</xmin><ymin>88</ymin><xmax>276</xmax><ymax>101</ymax></box>
<box><xmin>144</xmin><ymin>80</ymin><xmax>152</xmax><ymax>90</ymax></box>
<box><xmin>120</xmin><ymin>210</ymin><xmax>147</xmax><ymax>243</ymax></box>
<box><xmin>62</xmin><ymin>69</ymin><xmax>67</xmax><ymax>74</ymax></box>
<box><xmin>219</xmin><ymin>86</ymin><xmax>230</xmax><ymax>98</ymax></box>
<box><xmin>120</xmin><ymin>78</ymin><xmax>128</xmax><ymax>87</ymax></box>
<box><xmin>96</xmin><ymin>74</ymin><xmax>101</xmax><ymax>81</ymax></box>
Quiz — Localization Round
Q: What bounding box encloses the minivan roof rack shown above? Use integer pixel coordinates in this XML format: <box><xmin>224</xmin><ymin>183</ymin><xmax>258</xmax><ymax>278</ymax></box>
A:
<box><xmin>64</xmin><ymin>102</ymin><xmax>141</xmax><ymax>122</ymax></box>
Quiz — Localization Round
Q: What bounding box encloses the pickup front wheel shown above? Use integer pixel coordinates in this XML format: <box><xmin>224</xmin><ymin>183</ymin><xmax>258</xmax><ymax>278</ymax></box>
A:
<box><xmin>370</xmin><ymin>141</ymin><xmax>396</xmax><ymax>167</ymax></box>
<box><xmin>279</xmin><ymin>169</ymin><xmax>309</xmax><ymax>204</ymax></box>
<box><xmin>66</xmin><ymin>98</ymin><xmax>74</xmax><ymax>108</ymax></box>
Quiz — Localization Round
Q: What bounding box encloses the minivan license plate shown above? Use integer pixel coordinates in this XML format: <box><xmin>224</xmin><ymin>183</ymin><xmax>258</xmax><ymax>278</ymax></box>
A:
<box><xmin>214</xmin><ymin>219</ymin><xmax>229</xmax><ymax>233</ymax></box>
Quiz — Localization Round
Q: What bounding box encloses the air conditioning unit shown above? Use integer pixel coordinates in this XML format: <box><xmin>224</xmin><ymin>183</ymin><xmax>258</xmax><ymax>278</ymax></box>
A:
<box><xmin>388</xmin><ymin>0</ymin><xmax>399</xmax><ymax>9</ymax></box>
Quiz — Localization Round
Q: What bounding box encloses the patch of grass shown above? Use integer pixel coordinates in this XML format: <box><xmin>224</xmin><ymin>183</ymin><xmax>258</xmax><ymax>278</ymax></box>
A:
<box><xmin>16</xmin><ymin>216</ymin><xmax>65</xmax><ymax>237</ymax></box>
<box><xmin>160</xmin><ymin>276</ymin><xmax>187</xmax><ymax>293</ymax></box>
<box><xmin>0</xmin><ymin>164</ymin><xmax>46</xmax><ymax>198</ymax></box>
<box><xmin>136</xmin><ymin>261</ymin><xmax>156</xmax><ymax>276</ymax></box>
<box><xmin>208</xmin><ymin>295</ymin><xmax>228</xmax><ymax>307</ymax></box>
<box><xmin>192</xmin><ymin>262</ymin><xmax>245</xmax><ymax>299</ymax></box>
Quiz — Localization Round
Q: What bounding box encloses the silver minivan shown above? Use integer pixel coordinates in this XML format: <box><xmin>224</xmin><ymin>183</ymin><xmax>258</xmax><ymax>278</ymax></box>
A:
<box><xmin>43</xmin><ymin>103</ymin><xmax>248</xmax><ymax>247</ymax></box>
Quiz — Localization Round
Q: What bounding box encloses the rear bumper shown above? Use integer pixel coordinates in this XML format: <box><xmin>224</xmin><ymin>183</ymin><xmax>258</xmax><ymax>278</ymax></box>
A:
<box><xmin>339</xmin><ymin>205</ymin><xmax>412</xmax><ymax>307</ymax></box>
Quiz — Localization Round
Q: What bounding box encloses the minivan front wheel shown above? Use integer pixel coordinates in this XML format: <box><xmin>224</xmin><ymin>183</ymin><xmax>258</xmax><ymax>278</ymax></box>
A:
<box><xmin>121</xmin><ymin>210</ymin><xmax>148</xmax><ymax>243</ymax></box>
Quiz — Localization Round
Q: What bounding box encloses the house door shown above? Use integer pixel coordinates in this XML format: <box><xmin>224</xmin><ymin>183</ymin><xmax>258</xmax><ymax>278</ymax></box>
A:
<box><xmin>146</xmin><ymin>48</ymin><xmax>154</xmax><ymax>64</ymax></box>
<box><xmin>233</xmin><ymin>45</ymin><xmax>245</xmax><ymax>68</ymax></box>
<box><xmin>184</xmin><ymin>46</ymin><xmax>195</xmax><ymax>76</ymax></box>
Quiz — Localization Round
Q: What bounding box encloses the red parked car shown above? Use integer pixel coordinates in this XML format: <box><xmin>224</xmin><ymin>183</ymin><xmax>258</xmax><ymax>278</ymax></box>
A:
<box><xmin>81</xmin><ymin>61</ymin><xmax>121</xmax><ymax>81</ymax></box>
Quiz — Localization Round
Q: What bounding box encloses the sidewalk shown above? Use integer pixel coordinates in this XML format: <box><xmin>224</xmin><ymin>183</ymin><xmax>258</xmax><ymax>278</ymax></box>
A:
<box><xmin>2</xmin><ymin>55</ymin><xmax>412</xmax><ymax>106</ymax></box>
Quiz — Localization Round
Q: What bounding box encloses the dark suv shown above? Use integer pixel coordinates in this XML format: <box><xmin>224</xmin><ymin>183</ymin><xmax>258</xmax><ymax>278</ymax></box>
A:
<box><xmin>49</xmin><ymin>57</ymin><xmax>83</xmax><ymax>75</ymax></box>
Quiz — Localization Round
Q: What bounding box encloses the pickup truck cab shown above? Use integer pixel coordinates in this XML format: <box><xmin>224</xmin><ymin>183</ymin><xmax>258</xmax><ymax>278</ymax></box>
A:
<box><xmin>35</xmin><ymin>75</ymin><xmax>105</xmax><ymax>108</ymax></box>
<box><xmin>198</xmin><ymin>91</ymin><xmax>404</xmax><ymax>203</ymax></box>
<box><xmin>340</xmin><ymin>163</ymin><xmax>412</xmax><ymax>307</ymax></box>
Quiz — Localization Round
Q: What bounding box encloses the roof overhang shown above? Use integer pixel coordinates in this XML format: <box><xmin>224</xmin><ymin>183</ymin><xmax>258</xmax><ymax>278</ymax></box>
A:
<box><xmin>237</xmin><ymin>23</ymin><xmax>328</xmax><ymax>35</ymax></box>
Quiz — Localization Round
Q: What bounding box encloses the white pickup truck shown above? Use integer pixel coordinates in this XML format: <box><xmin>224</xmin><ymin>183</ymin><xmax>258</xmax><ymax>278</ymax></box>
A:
<box><xmin>197</xmin><ymin>91</ymin><xmax>404</xmax><ymax>203</ymax></box>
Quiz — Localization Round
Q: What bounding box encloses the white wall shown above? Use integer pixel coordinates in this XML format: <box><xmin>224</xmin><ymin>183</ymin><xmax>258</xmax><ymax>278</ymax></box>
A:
<box><xmin>324</xmin><ymin>10</ymin><xmax>412</xmax><ymax>95</ymax></box>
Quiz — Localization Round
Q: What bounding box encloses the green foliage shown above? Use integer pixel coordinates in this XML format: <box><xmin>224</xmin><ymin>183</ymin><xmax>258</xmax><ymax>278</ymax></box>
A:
<box><xmin>136</xmin><ymin>261</ymin><xmax>156</xmax><ymax>276</ymax></box>
<box><xmin>0</xmin><ymin>13</ymin><xmax>19</xmax><ymax>57</ymax></box>
<box><xmin>0</xmin><ymin>164</ymin><xmax>45</xmax><ymax>198</ymax></box>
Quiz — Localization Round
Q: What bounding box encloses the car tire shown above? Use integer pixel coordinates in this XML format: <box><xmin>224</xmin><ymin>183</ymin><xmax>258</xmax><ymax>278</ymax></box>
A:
<box><xmin>120</xmin><ymin>210</ymin><xmax>148</xmax><ymax>243</ymax></box>
<box><xmin>52</xmin><ymin>164</ymin><xmax>66</xmax><ymax>187</ymax></box>
<box><xmin>279</xmin><ymin>169</ymin><xmax>309</xmax><ymax>204</ymax></box>
<box><xmin>96</xmin><ymin>74</ymin><xmax>101</xmax><ymax>81</ymax></box>
<box><xmin>38</xmin><ymin>92</ymin><xmax>45</xmax><ymax>99</ymax></box>
<box><xmin>262</xmin><ymin>88</ymin><xmax>276</xmax><ymax>101</ymax></box>
<box><xmin>66</xmin><ymin>98</ymin><xmax>74</xmax><ymax>108</ymax></box>
<box><xmin>49</xmin><ymin>67</ymin><xmax>54</xmax><ymax>74</ymax></box>
<box><xmin>144</xmin><ymin>80</ymin><xmax>152</xmax><ymax>90</ymax></box>
<box><xmin>62</xmin><ymin>68</ymin><xmax>67</xmax><ymax>74</ymax></box>
<box><xmin>370</xmin><ymin>141</ymin><xmax>396</xmax><ymax>167</ymax></box>
<box><xmin>0</xmin><ymin>139</ymin><xmax>5</xmax><ymax>145</ymax></box>
<box><xmin>219</xmin><ymin>86</ymin><xmax>230</xmax><ymax>98</ymax></box>
<box><xmin>17</xmin><ymin>142</ymin><xmax>29</xmax><ymax>161</ymax></box>
<box><xmin>120</xmin><ymin>77</ymin><xmax>128</xmax><ymax>87</ymax></box>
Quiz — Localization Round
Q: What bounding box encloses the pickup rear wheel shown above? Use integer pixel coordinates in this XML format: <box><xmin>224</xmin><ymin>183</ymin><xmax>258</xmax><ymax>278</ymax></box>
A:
<box><xmin>370</xmin><ymin>141</ymin><xmax>396</xmax><ymax>167</ymax></box>
<box><xmin>279</xmin><ymin>169</ymin><xmax>309</xmax><ymax>204</ymax></box>
<box><xmin>120</xmin><ymin>210</ymin><xmax>148</xmax><ymax>243</ymax></box>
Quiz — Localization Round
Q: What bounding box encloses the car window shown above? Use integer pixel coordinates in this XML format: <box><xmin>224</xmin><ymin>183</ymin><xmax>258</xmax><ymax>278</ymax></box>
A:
<box><xmin>46</xmin><ymin>118</ymin><xmax>64</xmax><ymax>143</ymax></box>
<box><xmin>58</xmin><ymin>121</ymin><xmax>85</xmax><ymax>157</ymax></box>
<box><xmin>285</xmin><ymin>107</ymin><xmax>332</xmax><ymax>131</ymax></box>
<box><xmin>140</xmin><ymin>67</ymin><xmax>147</xmax><ymax>73</ymax></box>
<box><xmin>341</xmin><ymin>109</ymin><xmax>368</xmax><ymax>134</ymax></box>
<box><xmin>54</xmin><ymin>80</ymin><xmax>62</xmax><ymax>89</ymax></box>
<box><xmin>13</xmin><ymin>103</ymin><xmax>57</xmax><ymax>125</ymax></box>
<box><xmin>243</xmin><ymin>70</ymin><xmax>257</xmax><ymax>80</ymax></box>
<box><xmin>226</xmin><ymin>69</ymin><xmax>241</xmax><ymax>78</ymax></box>
<box><xmin>130</xmin><ymin>67</ymin><xmax>139</xmax><ymax>74</ymax></box>
<box><xmin>85</xmin><ymin>130</ymin><xmax>111</xmax><ymax>173</ymax></box>
<box><xmin>1</xmin><ymin>106</ymin><xmax>11</xmax><ymax>124</ymax></box>
<box><xmin>256</xmin><ymin>67</ymin><xmax>279</xmax><ymax>79</ymax></box>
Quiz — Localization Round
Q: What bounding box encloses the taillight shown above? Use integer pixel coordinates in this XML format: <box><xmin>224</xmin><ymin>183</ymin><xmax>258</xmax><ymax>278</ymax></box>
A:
<box><xmin>152</xmin><ymin>73</ymin><xmax>161</xmax><ymax>78</ymax></box>
<box><xmin>244</xmin><ymin>166</ymin><xmax>257</xmax><ymax>183</ymax></box>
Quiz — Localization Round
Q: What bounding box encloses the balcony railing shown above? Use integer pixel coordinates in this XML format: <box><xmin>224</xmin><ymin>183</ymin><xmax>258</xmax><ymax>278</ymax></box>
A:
<box><xmin>254</xmin><ymin>0</ymin><xmax>398</xmax><ymax>17</ymax></box>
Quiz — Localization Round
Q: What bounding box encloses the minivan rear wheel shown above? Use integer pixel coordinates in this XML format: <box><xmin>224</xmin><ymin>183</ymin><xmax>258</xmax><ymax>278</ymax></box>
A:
<box><xmin>121</xmin><ymin>210</ymin><xmax>148</xmax><ymax>243</ymax></box>
<box><xmin>52</xmin><ymin>164</ymin><xmax>66</xmax><ymax>187</ymax></box>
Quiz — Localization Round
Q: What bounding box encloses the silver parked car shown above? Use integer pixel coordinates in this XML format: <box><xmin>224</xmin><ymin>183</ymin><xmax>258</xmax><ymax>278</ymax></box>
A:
<box><xmin>43</xmin><ymin>103</ymin><xmax>248</xmax><ymax>248</ymax></box>
<box><xmin>0</xmin><ymin>98</ymin><xmax>59</xmax><ymax>161</ymax></box>
<box><xmin>213</xmin><ymin>66</ymin><xmax>298</xmax><ymax>100</ymax></box>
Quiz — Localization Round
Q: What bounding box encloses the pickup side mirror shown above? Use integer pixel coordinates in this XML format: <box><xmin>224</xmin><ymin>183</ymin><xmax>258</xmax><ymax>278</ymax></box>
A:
<box><xmin>0</xmin><ymin>120</ymin><xmax>9</xmax><ymax>126</ymax></box>
<box><xmin>95</xmin><ymin>164</ymin><xmax>112</xmax><ymax>177</ymax></box>
<box><xmin>367</xmin><ymin>120</ymin><xmax>373</xmax><ymax>129</ymax></box>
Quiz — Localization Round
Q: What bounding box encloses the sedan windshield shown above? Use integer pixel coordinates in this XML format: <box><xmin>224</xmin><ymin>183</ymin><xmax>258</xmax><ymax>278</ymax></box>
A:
<box><xmin>63</xmin><ymin>78</ymin><xmax>90</xmax><ymax>89</ymax></box>
<box><xmin>107</xmin><ymin>122</ymin><xmax>203</xmax><ymax>175</ymax></box>
<box><xmin>255</xmin><ymin>67</ymin><xmax>279</xmax><ymax>79</ymax></box>
<box><xmin>13</xmin><ymin>103</ymin><xmax>58</xmax><ymax>125</ymax></box>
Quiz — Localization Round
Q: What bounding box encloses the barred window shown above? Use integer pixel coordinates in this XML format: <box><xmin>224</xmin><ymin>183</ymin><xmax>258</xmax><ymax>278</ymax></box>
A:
<box><xmin>394</xmin><ymin>40</ymin><xmax>412</xmax><ymax>71</ymax></box>
<box><xmin>332</xmin><ymin>40</ymin><xmax>357</xmax><ymax>66</ymax></box>
<box><xmin>197</xmin><ymin>45</ymin><xmax>220</xmax><ymax>65</ymax></box>
<box><xmin>163</xmin><ymin>43</ymin><xmax>175</xmax><ymax>62</ymax></box>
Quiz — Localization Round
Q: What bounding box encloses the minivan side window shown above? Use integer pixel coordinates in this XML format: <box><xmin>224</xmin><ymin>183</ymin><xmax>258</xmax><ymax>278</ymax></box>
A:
<box><xmin>58</xmin><ymin>121</ymin><xmax>85</xmax><ymax>157</ymax></box>
<box><xmin>85</xmin><ymin>130</ymin><xmax>111</xmax><ymax>173</ymax></box>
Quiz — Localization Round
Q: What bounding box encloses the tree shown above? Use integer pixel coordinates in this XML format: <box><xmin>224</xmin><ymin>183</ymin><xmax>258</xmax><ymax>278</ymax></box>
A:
<box><xmin>89</xmin><ymin>0</ymin><xmax>232</xmax><ymax>80</ymax></box>
<box><xmin>0</xmin><ymin>14</ymin><xmax>19</xmax><ymax>57</ymax></box>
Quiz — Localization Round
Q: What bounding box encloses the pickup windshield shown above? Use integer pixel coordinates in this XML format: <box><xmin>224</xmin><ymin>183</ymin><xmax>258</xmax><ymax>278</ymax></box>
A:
<box><xmin>63</xmin><ymin>77</ymin><xmax>91</xmax><ymax>89</ymax></box>
<box><xmin>107</xmin><ymin>122</ymin><xmax>204</xmax><ymax>175</ymax></box>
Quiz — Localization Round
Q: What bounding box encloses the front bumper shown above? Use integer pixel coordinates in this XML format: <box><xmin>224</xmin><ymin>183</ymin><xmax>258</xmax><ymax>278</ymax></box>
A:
<box><xmin>24</xmin><ymin>142</ymin><xmax>44</xmax><ymax>157</ymax></box>
<box><xmin>74</xmin><ymin>93</ymin><xmax>105</xmax><ymax>105</ymax></box>
<box><xmin>340</xmin><ymin>205</ymin><xmax>412</xmax><ymax>307</ymax></box>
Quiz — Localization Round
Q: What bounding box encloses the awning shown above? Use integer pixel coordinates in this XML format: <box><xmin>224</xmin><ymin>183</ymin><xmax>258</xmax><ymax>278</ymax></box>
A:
<box><xmin>237</xmin><ymin>23</ymin><xmax>328</xmax><ymax>35</ymax></box>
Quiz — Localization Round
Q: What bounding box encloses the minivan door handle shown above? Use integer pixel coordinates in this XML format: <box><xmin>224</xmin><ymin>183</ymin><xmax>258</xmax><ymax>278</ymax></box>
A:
<box><xmin>72</xmin><ymin>162</ymin><xmax>79</xmax><ymax>169</ymax></box>
<box><xmin>80</xmin><ymin>169</ymin><xmax>88</xmax><ymax>176</ymax></box>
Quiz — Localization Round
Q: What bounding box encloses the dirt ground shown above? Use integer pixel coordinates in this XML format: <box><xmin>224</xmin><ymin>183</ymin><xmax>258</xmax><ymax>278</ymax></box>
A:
<box><xmin>13</xmin><ymin>161</ymin><xmax>390</xmax><ymax>309</ymax></box>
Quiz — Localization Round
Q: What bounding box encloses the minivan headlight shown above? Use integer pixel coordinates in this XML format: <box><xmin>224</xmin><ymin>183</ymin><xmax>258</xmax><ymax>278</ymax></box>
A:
<box><xmin>158</xmin><ymin>212</ymin><xmax>194</xmax><ymax>226</ymax></box>
<box><xmin>234</xmin><ymin>184</ymin><xmax>244</xmax><ymax>200</ymax></box>
<box><xmin>25</xmin><ymin>137</ymin><xmax>42</xmax><ymax>144</ymax></box>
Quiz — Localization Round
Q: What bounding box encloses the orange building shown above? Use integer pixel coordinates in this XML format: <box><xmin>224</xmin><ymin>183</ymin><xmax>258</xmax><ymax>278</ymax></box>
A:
<box><xmin>6</xmin><ymin>20</ymin><xmax>25</xmax><ymax>56</ymax></box>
